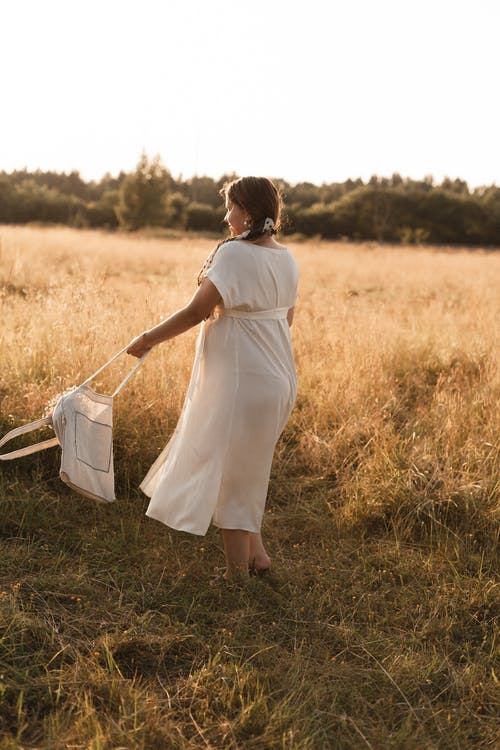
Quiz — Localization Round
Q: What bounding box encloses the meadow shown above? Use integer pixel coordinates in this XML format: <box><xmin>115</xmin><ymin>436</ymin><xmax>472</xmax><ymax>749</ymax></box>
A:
<box><xmin>0</xmin><ymin>225</ymin><xmax>498</xmax><ymax>749</ymax></box>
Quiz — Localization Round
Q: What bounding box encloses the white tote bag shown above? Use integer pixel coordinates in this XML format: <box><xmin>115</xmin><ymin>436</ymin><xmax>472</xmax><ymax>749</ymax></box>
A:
<box><xmin>0</xmin><ymin>346</ymin><xmax>150</xmax><ymax>502</ymax></box>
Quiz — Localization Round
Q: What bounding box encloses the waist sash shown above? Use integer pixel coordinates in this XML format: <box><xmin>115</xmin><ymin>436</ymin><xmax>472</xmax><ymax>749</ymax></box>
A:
<box><xmin>219</xmin><ymin>307</ymin><xmax>288</xmax><ymax>320</ymax></box>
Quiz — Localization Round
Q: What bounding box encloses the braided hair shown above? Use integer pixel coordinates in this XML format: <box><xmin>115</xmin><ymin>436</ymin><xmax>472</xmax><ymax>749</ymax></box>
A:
<box><xmin>197</xmin><ymin>176</ymin><xmax>283</xmax><ymax>286</ymax></box>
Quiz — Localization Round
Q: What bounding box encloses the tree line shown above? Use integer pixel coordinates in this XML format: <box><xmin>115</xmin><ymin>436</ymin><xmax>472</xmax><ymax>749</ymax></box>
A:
<box><xmin>1</xmin><ymin>153</ymin><xmax>499</xmax><ymax>246</ymax></box>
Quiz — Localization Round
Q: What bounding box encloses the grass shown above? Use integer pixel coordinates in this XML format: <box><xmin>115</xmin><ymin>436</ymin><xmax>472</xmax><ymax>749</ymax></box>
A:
<box><xmin>0</xmin><ymin>225</ymin><xmax>499</xmax><ymax>749</ymax></box>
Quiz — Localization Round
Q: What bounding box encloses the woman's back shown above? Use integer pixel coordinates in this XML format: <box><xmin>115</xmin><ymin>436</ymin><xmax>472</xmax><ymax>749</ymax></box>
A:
<box><xmin>206</xmin><ymin>240</ymin><xmax>298</xmax><ymax>313</ymax></box>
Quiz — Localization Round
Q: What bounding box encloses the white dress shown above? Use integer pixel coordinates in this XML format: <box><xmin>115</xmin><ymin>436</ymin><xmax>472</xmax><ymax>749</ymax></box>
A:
<box><xmin>141</xmin><ymin>239</ymin><xmax>299</xmax><ymax>535</ymax></box>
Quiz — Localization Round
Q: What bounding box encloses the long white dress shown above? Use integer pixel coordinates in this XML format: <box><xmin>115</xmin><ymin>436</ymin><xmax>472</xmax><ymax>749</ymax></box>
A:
<box><xmin>141</xmin><ymin>239</ymin><xmax>299</xmax><ymax>535</ymax></box>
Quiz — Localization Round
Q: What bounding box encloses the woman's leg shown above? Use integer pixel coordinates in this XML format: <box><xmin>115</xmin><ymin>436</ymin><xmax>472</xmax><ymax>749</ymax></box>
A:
<box><xmin>248</xmin><ymin>532</ymin><xmax>272</xmax><ymax>572</ymax></box>
<box><xmin>221</xmin><ymin>529</ymin><xmax>250</xmax><ymax>581</ymax></box>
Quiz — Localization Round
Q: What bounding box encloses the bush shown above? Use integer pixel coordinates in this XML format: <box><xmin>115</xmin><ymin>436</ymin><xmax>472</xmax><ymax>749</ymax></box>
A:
<box><xmin>187</xmin><ymin>202</ymin><xmax>224</xmax><ymax>232</ymax></box>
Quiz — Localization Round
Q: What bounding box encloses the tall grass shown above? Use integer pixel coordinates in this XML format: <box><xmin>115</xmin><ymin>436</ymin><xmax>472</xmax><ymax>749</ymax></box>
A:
<box><xmin>1</xmin><ymin>226</ymin><xmax>499</xmax><ymax>749</ymax></box>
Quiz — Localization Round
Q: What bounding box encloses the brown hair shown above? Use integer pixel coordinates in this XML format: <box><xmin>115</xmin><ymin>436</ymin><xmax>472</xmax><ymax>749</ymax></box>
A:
<box><xmin>222</xmin><ymin>176</ymin><xmax>283</xmax><ymax>237</ymax></box>
<box><xmin>197</xmin><ymin>176</ymin><xmax>284</xmax><ymax>285</ymax></box>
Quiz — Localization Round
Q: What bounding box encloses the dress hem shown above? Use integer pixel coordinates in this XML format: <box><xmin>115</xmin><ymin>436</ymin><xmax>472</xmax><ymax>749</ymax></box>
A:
<box><xmin>145</xmin><ymin>509</ymin><xmax>261</xmax><ymax>536</ymax></box>
<box><xmin>145</xmin><ymin>509</ymin><xmax>207</xmax><ymax>536</ymax></box>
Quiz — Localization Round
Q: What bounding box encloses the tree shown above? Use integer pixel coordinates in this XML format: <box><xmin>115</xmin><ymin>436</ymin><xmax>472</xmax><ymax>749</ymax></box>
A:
<box><xmin>85</xmin><ymin>190</ymin><xmax>120</xmax><ymax>229</ymax></box>
<box><xmin>479</xmin><ymin>186</ymin><xmax>500</xmax><ymax>244</ymax></box>
<box><xmin>116</xmin><ymin>153</ymin><xmax>172</xmax><ymax>230</ymax></box>
<box><xmin>440</xmin><ymin>177</ymin><xmax>469</xmax><ymax>195</ymax></box>
<box><xmin>0</xmin><ymin>175</ymin><xmax>15</xmax><ymax>222</ymax></box>
<box><xmin>185</xmin><ymin>176</ymin><xmax>221</xmax><ymax>206</ymax></box>
<box><xmin>165</xmin><ymin>192</ymin><xmax>189</xmax><ymax>229</ymax></box>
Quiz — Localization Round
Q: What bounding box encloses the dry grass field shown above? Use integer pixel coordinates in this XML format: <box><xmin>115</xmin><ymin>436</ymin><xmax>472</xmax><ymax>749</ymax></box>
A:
<box><xmin>0</xmin><ymin>225</ymin><xmax>499</xmax><ymax>749</ymax></box>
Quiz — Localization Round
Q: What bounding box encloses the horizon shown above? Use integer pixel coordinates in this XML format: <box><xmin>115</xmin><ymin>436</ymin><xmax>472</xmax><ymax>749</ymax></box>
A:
<box><xmin>2</xmin><ymin>160</ymin><xmax>496</xmax><ymax>192</ymax></box>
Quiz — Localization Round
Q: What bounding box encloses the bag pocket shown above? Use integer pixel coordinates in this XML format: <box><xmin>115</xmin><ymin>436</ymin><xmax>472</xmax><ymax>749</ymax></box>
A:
<box><xmin>75</xmin><ymin>411</ymin><xmax>113</xmax><ymax>473</ymax></box>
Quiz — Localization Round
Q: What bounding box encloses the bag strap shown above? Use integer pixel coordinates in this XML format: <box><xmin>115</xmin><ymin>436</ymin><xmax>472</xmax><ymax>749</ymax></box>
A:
<box><xmin>0</xmin><ymin>346</ymin><xmax>149</xmax><ymax>460</ymax></box>
<box><xmin>0</xmin><ymin>416</ymin><xmax>59</xmax><ymax>461</ymax></box>
<box><xmin>80</xmin><ymin>345</ymin><xmax>151</xmax><ymax>397</ymax></box>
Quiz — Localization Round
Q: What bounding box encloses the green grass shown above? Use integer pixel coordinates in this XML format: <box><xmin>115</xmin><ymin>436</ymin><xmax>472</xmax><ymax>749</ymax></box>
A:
<box><xmin>1</xmin><ymin>458</ymin><xmax>498</xmax><ymax>749</ymax></box>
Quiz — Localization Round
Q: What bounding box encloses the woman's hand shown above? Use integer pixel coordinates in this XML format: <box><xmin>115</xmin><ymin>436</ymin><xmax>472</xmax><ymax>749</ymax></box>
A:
<box><xmin>127</xmin><ymin>332</ymin><xmax>153</xmax><ymax>358</ymax></box>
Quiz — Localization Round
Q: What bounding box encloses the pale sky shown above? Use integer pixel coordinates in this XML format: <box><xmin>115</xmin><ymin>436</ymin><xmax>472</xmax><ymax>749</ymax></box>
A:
<box><xmin>1</xmin><ymin>0</ymin><xmax>499</xmax><ymax>188</ymax></box>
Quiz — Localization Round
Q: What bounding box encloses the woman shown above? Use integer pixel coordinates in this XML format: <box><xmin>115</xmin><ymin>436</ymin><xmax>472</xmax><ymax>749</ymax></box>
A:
<box><xmin>127</xmin><ymin>176</ymin><xmax>299</xmax><ymax>583</ymax></box>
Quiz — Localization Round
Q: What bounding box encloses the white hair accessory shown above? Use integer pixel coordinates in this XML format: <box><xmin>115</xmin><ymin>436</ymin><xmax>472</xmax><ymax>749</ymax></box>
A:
<box><xmin>263</xmin><ymin>217</ymin><xmax>275</xmax><ymax>232</ymax></box>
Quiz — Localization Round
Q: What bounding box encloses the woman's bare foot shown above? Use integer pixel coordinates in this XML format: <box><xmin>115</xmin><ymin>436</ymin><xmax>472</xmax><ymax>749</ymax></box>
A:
<box><xmin>249</xmin><ymin>532</ymin><xmax>272</xmax><ymax>574</ymax></box>
<box><xmin>220</xmin><ymin>530</ymin><xmax>251</xmax><ymax>582</ymax></box>
<box><xmin>249</xmin><ymin>557</ymin><xmax>272</xmax><ymax>577</ymax></box>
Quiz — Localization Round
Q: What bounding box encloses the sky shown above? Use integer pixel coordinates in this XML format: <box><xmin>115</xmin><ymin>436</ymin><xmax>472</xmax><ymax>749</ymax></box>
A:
<box><xmin>1</xmin><ymin>0</ymin><xmax>499</xmax><ymax>188</ymax></box>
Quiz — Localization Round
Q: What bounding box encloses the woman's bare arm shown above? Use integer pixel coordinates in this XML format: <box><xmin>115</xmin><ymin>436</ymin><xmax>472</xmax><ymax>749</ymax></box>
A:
<box><xmin>127</xmin><ymin>278</ymin><xmax>222</xmax><ymax>357</ymax></box>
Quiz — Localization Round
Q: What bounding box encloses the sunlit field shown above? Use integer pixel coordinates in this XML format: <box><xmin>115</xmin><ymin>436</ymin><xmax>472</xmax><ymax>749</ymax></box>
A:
<box><xmin>1</xmin><ymin>225</ymin><xmax>499</xmax><ymax>749</ymax></box>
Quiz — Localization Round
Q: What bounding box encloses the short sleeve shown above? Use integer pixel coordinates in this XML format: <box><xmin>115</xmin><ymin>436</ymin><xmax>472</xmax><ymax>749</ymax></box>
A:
<box><xmin>205</xmin><ymin>243</ymin><xmax>241</xmax><ymax>309</ymax></box>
